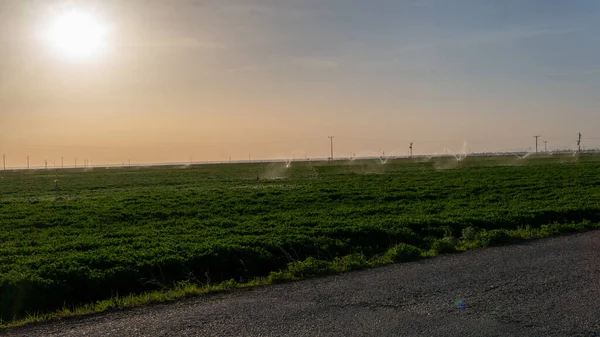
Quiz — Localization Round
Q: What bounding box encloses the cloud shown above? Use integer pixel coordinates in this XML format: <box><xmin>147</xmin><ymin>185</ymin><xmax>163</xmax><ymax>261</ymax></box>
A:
<box><xmin>163</xmin><ymin>37</ymin><xmax>224</xmax><ymax>50</ymax></box>
<box><xmin>466</xmin><ymin>27</ymin><xmax>576</xmax><ymax>44</ymax></box>
<box><xmin>217</xmin><ymin>3</ymin><xmax>280</xmax><ymax>16</ymax></box>
<box><xmin>227</xmin><ymin>57</ymin><xmax>338</xmax><ymax>73</ymax></box>
<box><xmin>546</xmin><ymin>66</ymin><xmax>600</xmax><ymax>77</ymax></box>
<box><xmin>396</xmin><ymin>26</ymin><xmax>577</xmax><ymax>53</ymax></box>
<box><xmin>290</xmin><ymin>57</ymin><xmax>338</xmax><ymax>69</ymax></box>
<box><xmin>226</xmin><ymin>63</ymin><xmax>281</xmax><ymax>73</ymax></box>
<box><xmin>215</xmin><ymin>2</ymin><xmax>317</xmax><ymax>20</ymax></box>
<box><xmin>121</xmin><ymin>34</ymin><xmax>225</xmax><ymax>50</ymax></box>
<box><xmin>406</xmin><ymin>0</ymin><xmax>436</xmax><ymax>8</ymax></box>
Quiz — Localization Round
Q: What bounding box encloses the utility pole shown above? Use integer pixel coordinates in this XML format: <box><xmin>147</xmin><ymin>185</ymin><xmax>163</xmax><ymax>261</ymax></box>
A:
<box><xmin>544</xmin><ymin>141</ymin><xmax>547</xmax><ymax>153</ymax></box>
<box><xmin>45</xmin><ymin>160</ymin><xmax>48</xmax><ymax>170</ymax></box>
<box><xmin>61</xmin><ymin>157</ymin><xmax>64</xmax><ymax>169</ymax></box>
<box><xmin>2</xmin><ymin>154</ymin><xmax>5</xmax><ymax>171</ymax></box>
<box><xmin>533</xmin><ymin>135</ymin><xmax>540</xmax><ymax>153</ymax></box>
<box><xmin>27</xmin><ymin>156</ymin><xmax>30</xmax><ymax>170</ymax></box>
<box><xmin>577</xmin><ymin>133</ymin><xmax>582</xmax><ymax>153</ymax></box>
<box><xmin>409</xmin><ymin>142</ymin><xmax>413</xmax><ymax>158</ymax></box>
<box><xmin>328</xmin><ymin>136</ymin><xmax>334</xmax><ymax>161</ymax></box>
<box><xmin>75</xmin><ymin>158</ymin><xmax>77</xmax><ymax>168</ymax></box>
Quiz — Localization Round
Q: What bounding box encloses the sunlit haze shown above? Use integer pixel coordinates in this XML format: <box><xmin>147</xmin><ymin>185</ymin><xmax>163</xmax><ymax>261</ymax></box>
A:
<box><xmin>44</xmin><ymin>9</ymin><xmax>109</xmax><ymax>61</ymax></box>
<box><xmin>2</xmin><ymin>0</ymin><xmax>600</xmax><ymax>167</ymax></box>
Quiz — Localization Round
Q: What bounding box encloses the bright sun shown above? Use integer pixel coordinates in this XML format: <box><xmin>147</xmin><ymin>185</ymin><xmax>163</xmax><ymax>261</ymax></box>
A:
<box><xmin>45</xmin><ymin>9</ymin><xmax>109</xmax><ymax>61</ymax></box>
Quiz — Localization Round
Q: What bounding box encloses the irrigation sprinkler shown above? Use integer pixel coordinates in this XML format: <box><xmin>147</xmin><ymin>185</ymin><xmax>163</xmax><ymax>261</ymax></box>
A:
<box><xmin>54</xmin><ymin>180</ymin><xmax>59</xmax><ymax>198</ymax></box>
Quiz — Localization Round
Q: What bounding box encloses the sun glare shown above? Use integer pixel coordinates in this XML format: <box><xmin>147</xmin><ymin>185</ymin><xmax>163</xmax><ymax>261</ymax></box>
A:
<box><xmin>45</xmin><ymin>9</ymin><xmax>109</xmax><ymax>61</ymax></box>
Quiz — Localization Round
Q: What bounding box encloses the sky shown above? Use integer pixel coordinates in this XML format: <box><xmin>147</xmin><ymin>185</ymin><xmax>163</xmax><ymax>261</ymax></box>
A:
<box><xmin>1</xmin><ymin>0</ymin><xmax>600</xmax><ymax>167</ymax></box>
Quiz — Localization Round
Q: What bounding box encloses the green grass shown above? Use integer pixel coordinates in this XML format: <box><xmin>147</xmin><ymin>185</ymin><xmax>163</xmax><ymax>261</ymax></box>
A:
<box><xmin>1</xmin><ymin>154</ymin><xmax>600</xmax><ymax>327</ymax></box>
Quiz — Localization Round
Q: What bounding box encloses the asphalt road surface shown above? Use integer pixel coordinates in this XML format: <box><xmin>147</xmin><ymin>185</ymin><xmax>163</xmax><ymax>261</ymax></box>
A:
<box><xmin>7</xmin><ymin>231</ymin><xmax>600</xmax><ymax>337</ymax></box>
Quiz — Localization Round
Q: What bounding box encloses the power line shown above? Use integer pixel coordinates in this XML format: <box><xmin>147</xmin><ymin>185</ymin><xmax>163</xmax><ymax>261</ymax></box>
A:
<box><xmin>11</xmin><ymin>138</ymin><xmax>322</xmax><ymax>151</ymax></box>
<box><xmin>6</xmin><ymin>133</ymin><xmax>600</xmax><ymax>168</ymax></box>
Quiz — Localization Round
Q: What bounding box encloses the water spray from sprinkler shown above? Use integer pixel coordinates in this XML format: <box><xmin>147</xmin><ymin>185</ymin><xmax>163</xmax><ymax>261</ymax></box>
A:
<box><xmin>512</xmin><ymin>152</ymin><xmax>533</xmax><ymax>160</ymax></box>
<box><xmin>379</xmin><ymin>150</ymin><xmax>389</xmax><ymax>164</ymax></box>
<box><xmin>445</xmin><ymin>141</ymin><xmax>468</xmax><ymax>162</ymax></box>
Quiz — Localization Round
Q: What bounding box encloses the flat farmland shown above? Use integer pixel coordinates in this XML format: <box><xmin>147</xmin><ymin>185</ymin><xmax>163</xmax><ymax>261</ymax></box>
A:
<box><xmin>1</xmin><ymin>155</ymin><xmax>600</xmax><ymax>323</ymax></box>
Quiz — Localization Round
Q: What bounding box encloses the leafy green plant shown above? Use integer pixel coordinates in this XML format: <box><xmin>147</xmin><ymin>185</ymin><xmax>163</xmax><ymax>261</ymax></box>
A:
<box><xmin>431</xmin><ymin>237</ymin><xmax>459</xmax><ymax>255</ymax></box>
<box><xmin>461</xmin><ymin>226</ymin><xmax>478</xmax><ymax>241</ymax></box>
<box><xmin>378</xmin><ymin>243</ymin><xmax>423</xmax><ymax>264</ymax></box>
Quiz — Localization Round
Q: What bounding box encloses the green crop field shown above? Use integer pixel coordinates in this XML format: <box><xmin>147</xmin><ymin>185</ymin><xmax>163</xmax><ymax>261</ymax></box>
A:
<box><xmin>2</xmin><ymin>154</ymin><xmax>600</xmax><ymax>323</ymax></box>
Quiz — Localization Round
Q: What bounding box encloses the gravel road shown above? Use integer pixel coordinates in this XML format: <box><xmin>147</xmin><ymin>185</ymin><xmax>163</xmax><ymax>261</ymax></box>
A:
<box><xmin>6</xmin><ymin>231</ymin><xmax>600</xmax><ymax>337</ymax></box>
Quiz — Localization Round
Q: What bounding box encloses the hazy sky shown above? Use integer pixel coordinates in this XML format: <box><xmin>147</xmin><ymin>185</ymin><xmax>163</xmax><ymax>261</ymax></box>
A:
<box><xmin>2</xmin><ymin>0</ymin><xmax>600</xmax><ymax>167</ymax></box>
